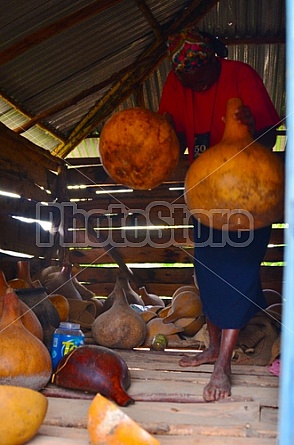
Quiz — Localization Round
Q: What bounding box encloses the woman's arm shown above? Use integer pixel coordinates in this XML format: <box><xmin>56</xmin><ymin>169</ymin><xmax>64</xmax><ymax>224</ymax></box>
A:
<box><xmin>235</xmin><ymin>105</ymin><xmax>277</xmax><ymax>150</ymax></box>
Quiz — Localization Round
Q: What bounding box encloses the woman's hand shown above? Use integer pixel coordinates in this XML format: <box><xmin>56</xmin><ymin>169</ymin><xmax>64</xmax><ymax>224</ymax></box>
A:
<box><xmin>234</xmin><ymin>105</ymin><xmax>255</xmax><ymax>135</ymax></box>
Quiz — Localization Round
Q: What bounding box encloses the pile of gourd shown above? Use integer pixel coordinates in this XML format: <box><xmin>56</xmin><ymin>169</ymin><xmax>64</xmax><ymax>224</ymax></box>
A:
<box><xmin>91</xmin><ymin>274</ymin><xmax>205</xmax><ymax>350</ymax></box>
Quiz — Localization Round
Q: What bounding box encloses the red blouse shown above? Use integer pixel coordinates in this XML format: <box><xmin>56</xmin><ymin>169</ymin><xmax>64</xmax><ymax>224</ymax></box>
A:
<box><xmin>158</xmin><ymin>58</ymin><xmax>280</xmax><ymax>163</ymax></box>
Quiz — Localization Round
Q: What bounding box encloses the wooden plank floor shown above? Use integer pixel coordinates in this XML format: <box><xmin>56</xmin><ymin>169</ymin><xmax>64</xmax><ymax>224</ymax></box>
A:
<box><xmin>29</xmin><ymin>349</ymin><xmax>279</xmax><ymax>444</ymax></box>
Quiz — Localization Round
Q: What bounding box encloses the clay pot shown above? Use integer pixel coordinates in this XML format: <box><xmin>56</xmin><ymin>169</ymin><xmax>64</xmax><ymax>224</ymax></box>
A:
<box><xmin>185</xmin><ymin>97</ymin><xmax>284</xmax><ymax>230</ymax></box>
<box><xmin>52</xmin><ymin>345</ymin><xmax>134</xmax><ymax>406</ymax></box>
<box><xmin>0</xmin><ymin>289</ymin><xmax>52</xmax><ymax>390</ymax></box>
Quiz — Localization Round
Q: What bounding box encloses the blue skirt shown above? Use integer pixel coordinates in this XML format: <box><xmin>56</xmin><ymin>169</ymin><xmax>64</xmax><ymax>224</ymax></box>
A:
<box><xmin>193</xmin><ymin>219</ymin><xmax>271</xmax><ymax>329</ymax></box>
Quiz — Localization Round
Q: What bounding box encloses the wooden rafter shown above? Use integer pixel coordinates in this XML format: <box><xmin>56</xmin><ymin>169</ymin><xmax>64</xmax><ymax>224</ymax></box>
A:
<box><xmin>52</xmin><ymin>0</ymin><xmax>219</xmax><ymax>158</ymax></box>
<box><xmin>0</xmin><ymin>90</ymin><xmax>66</xmax><ymax>143</ymax></box>
<box><xmin>0</xmin><ymin>0</ymin><xmax>124</xmax><ymax>65</ymax></box>
<box><xmin>3</xmin><ymin>0</ymin><xmax>284</xmax><ymax>159</ymax></box>
<box><xmin>134</xmin><ymin>0</ymin><xmax>163</xmax><ymax>40</ymax></box>
<box><xmin>13</xmin><ymin>63</ymin><xmax>138</xmax><ymax>134</ymax></box>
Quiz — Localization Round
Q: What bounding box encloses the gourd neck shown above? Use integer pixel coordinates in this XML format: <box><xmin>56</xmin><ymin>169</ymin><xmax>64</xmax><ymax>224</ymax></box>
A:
<box><xmin>115</xmin><ymin>288</ymin><xmax>129</xmax><ymax>307</ymax></box>
<box><xmin>139</xmin><ymin>286</ymin><xmax>150</xmax><ymax>304</ymax></box>
<box><xmin>60</xmin><ymin>263</ymin><xmax>72</xmax><ymax>279</ymax></box>
<box><xmin>16</xmin><ymin>261</ymin><xmax>33</xmax><ymax>286</ymax></box>
<box><xmin>221</xmin><ymin>98</ymin><xmax>253</xmax><ymax>143</ymax></box>
<box><xmin>0</xmin><ymin>289</ymin><xmax>22</xmax><ymax>328</ymax></box>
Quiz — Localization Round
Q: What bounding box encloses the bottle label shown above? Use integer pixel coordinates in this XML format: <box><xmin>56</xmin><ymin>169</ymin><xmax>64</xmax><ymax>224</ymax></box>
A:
<box><xmin>51</xmin><ymin>333</ymin><xmax>84</xmax><ymax>369</ymax></box>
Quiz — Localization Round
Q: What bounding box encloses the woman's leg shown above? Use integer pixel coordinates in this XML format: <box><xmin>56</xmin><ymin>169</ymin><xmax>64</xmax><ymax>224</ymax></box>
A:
<box><xmin>179</xmin><ymin>319</ymin><xmax>240</xmax><ymax>401</ymax></box>
<box><xmin>203</xmin><ymin>328</ymin><xmax>240</xmax><ymax>402</ymax></box>
<box><xmin>179</xmin><ymin>319</ymin><xmax>221</xmax><ymax>366</ymax></box>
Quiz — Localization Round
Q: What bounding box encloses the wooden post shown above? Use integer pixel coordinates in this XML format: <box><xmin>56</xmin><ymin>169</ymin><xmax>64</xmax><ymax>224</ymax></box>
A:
<box><xmin>279</xmin><ymin>2</ymin><xmax>294</xmax><ymax>443</ymax></box>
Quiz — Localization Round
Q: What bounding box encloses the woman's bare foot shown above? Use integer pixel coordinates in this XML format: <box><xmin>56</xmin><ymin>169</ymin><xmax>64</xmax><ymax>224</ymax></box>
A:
<box><xmin>203</xmin><ymin>365</ymin><xmax>231</xmax><ymax>402</ymax></box>
<box><xmin>179</xmin><ymin>346</ymin><xmax>219</xmax><ymax>367</ymax></box>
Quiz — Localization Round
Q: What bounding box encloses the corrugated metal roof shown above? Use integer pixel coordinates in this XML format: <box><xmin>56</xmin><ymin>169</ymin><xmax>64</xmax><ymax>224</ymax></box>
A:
<box><xmin>0</xmin><ymin>0</ymin><xmax>285</xmax><ymax>156</ymax></box>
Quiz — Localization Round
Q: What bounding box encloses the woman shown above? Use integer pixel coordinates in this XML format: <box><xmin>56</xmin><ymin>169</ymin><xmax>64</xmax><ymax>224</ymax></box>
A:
<box><xmin>158</xmin><ymin>26</ymin><xmax>280</xmax><ymax>402</ymax></box>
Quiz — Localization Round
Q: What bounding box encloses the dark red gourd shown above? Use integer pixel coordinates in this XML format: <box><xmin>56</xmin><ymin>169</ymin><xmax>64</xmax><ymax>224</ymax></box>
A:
<box><xmin>52</xmin><ymin>344</ymin><xmax>134</xmax><ymax>407</ymax></box>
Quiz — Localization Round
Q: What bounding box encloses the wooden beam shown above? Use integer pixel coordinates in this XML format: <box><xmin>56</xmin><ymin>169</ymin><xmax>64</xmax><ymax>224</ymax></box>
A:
<box><xmin>0</xmin><ymin>0</ymin><xmax>124</xmax><ymax>65</ymax></box>
<box><xmin>85</xmin><ymin>217</ymin><xmax>144</xmax><ymax>288</ymax></box>
<box><xmin>0</xmin><ymin>123</ymin><xmax>63</xmax><ymax>172</ymax></box>
<box><xmin>52</xmin><ymin>0</ymin><xmax>219</xmax><ymax>158</ymax></box>
<box><xmin>134</xmin><ymin>0</ymin><xmax>163</xmax><ymax>40</ymax></box>
<box><xmin>0</xmin><ymin>90</ymin><xmax>65</xmax><ymax>143</ymax></box>
<box><xmin>13</xmin><ymin>64</ymin><xmax>136</xmax><ymax>134</ymax></box>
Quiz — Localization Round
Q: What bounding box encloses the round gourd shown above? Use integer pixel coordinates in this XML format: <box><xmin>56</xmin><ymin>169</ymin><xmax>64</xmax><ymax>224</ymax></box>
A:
<box><xmin>185</xmin><ymin>98</ymin><xmax>284</xmax><ymax>230</ymax></box>
<box><xmin>0</xmin><ymin>385</ymin><xmax>48</xmax><ymax>445</ymax></box>
<box><xmin>99</xmin><ymin>107</ymin><xmax>180</xmax><ymax>189</ymax></box>
<box><xmin>151</xmin><ymin>333</ymin><xmax>168</xmax><ymax>351</ymax></box>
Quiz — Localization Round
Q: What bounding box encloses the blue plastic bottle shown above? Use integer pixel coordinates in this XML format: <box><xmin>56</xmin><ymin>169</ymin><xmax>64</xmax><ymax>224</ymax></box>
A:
<box><xmin>51</xmin><ymin>322</ymin><xmax>84</xmax><ymax>370</ymax></box>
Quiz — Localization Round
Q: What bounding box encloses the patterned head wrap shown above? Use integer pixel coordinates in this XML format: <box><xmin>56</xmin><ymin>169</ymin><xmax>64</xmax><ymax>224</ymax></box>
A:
<box><xmin>167</xmin><ymin>27</ymin><xmax>215</xmax><ymax>73</ymax></box>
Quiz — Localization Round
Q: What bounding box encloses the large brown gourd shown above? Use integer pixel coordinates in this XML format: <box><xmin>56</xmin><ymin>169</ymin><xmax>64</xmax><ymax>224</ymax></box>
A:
<box><xmin>0</xmin><ymin>289</ymin><xmax>52</xmax><ymax>390</ymax></box>
<box><xmin>92</xmin><ymin>287</ymin><xmax>147</xmax><ymax>349</ymax></box>
<box><xmin>99</xmin><ymin>107</ymin><xmax>180</xmax><ymax>189</ymax></box>
<box><xmin>185</xmin><ymin>98</ymin><xmax>284</xmax><ymax>230</ymax></box>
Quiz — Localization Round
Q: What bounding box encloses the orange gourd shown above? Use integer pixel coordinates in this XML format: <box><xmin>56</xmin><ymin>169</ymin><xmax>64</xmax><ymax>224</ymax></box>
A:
<box><xmin>88</xmin><ymin>393</ymin><xmax>160</xmax><ymax>445</ymax></box>
<box><xmin>0</xmin><ymin>288</ymin><xmax>52</xmax><ymax>390</ymax></box>
<box><xmin>185</xmin><ymin>97</ymin><xmax>284</xmax><ymax>230</ymax></box>
<box><xmin>0</xmin><ymin>385</ymin><xmax>48</xmax><ymax>445</ymax></box>
<box><xmin>143</xmin><ymin>317</ymin><xmax>183</xmax><ymax>347</ymax></box>
<box><xmin>99</xmin><ymin>107</ymin><xmax>180</xmax><ymax>190</ymax></box>
<box><xmin>8</xmin><ymin>260</ymin><xmax>33</xmax><ymax>289</ymax></box>
<box><xmin>163</xmin><ymin>290</ymin><xmax>202</xmax><ymax>324</ymax></box>
<box><xmin>48</xmin><ymin>294</ymin><xmax>70</xmax><ymax>321</ymax></box>
<box><xmin>139</xmin><ymin>286</ymin><xmax>165</xmax><ymax>307</ymax></box>
<box><xmin>0</xmin><ymin>270</ymin><xmax>43</xmax><ymax>340</ymax></box>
